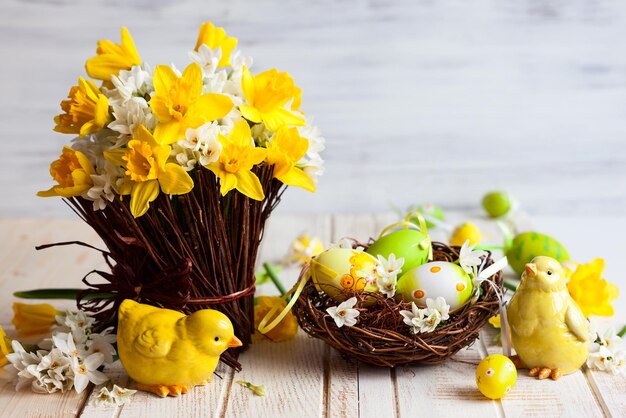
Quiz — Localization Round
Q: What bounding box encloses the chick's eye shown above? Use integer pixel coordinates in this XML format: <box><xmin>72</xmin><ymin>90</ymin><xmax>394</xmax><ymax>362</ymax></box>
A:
<box><xmin>547</xmin><ymin>270</ymin><xmax>552</xmax><ymax>276</ymax></box>
<box><xmin>214</xmin><ymin>336</ymin><xmax>220</xmax><ymax>342</ymax></box>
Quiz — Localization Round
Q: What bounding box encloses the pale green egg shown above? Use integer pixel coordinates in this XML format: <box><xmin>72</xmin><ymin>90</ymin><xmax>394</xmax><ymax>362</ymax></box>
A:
<box><xmin>396</xmin><ymin>261</ymin><xmax>473</xmax><ymax>310</ymax></box>
<box><xmin>366</xmin><ymin>229</ymin><xmax>430</xmax><ymax>275</ymax></box>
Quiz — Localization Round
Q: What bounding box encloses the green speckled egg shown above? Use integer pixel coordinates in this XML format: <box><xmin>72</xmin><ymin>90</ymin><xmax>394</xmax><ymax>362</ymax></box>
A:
<box><xmin>506</xmin><ymin>232</ymin><xmax>569</xmax><ymax>275</ymax></box>
<box><xmin>366</xmin><ymin>229</ymin><xmax>430</xmax><ymax>275</ymax></box>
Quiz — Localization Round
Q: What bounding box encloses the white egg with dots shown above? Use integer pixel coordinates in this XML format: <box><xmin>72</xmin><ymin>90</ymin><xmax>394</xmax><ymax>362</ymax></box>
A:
<box><xmin>396</xmin><ymin>261</ymin><xmax>473</xmax><ymax>310</ymax></box>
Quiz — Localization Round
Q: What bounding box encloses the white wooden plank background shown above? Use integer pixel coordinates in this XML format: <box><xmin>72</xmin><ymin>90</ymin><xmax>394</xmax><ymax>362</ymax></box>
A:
<box><xmin>1</xmin><ymin>0</ymin><xmax>625</xmax><ymax>218</ymax></box>
<box><xmin>1</xmin><ymin>213</ymin><xmax>624</xmax><ymax>417</ymax></box>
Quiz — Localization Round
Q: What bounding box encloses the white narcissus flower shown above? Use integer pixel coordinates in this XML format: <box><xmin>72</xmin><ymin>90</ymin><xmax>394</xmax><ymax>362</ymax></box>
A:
<box><xmin>189</xmin><ymin>44</ymin><xmax>221</xmax><ymax>76</ymax></box>
<box><xmin>92</xmin><ymin>386</ymin><xmax>115</xmax><ymax>406</ymax></box>
<box><xmin>400</xmin><ymin>298</ymin><xmax>450</xmax><ymax>334</ymax></box>
<box><xmin>377</xmin><ymin>275</ymin><xmax>397</xmax><ymax>298</ymax></box>
<box><xmin>5</xmin><ymin>340</ymin><xmax>42</xmax><ymax>391</ymax></box>
<box><xmin>458</xmin><ymin>240</ymin><xmax>488</xmax><ymax>276</ymax></box>
<box><xmin>35</xmin><ymin>348</ymin><xmax>73</xmax><ymax>393</ymax></box>
<box><xmin>108</xmin><ymin>64</ymin><xmax>153</xmax><ymax>104</ymax></box>
<box><xmin>86</xmin><ymin>171</ymin><xmax>118</xmax><ymax>211</ymax></box>
<box><xmin>72</xmin><ymin>353</ymin><xmax>108</xmax><ymax>394</ymax></box>
<box><xmin>587</xmin><ymin>326</ymin><xmax>625</xmax><ymax>374</ymax></box>
<box><xmin>53</xmin><ymin>332</ymin><xmax>82</xmax><ymax>359</ymax></box>
<box><xmin>110</xmin><ymin>384</ymin><xmax>137</xmax><ymax>405</ymax></box>
<box><xmin>375</xmin><ymin>254</ymin><xmax>405</xmax><ymax>279</ymax></box>
<box><xmin>426</xmin><ymin>296</ymin><xmax>450</xmax><ymax>321</ymax></box>
<box><xmin>399</xmin><ymin>302</ymin><xmax>427</xmax><ymax>334</ymax></box>
<box><xmin>109</xmin><ymin>97</ymin><xmax>156</xmax><ymax>137</ymax></box>
<box><xmin>86</xmin><ymin>329</ymin><xmax>117</xmax><ymax>365</ymax></box>
<box><xmin>326</xmin><ymin>297</ymin><xmax>360</xmax><ymax>328</ymax></box>
<box><xmin>180</xmin><ymin>122</ymin><xmax>223</xmax><ymax>166</ymax></box>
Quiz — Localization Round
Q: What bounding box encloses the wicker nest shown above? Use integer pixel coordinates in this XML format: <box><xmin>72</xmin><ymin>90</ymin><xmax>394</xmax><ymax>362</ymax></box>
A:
<box><xmin>293</xmin><ymin>242</ymin><xmax>504</xmax><ymax>367</ymax></box>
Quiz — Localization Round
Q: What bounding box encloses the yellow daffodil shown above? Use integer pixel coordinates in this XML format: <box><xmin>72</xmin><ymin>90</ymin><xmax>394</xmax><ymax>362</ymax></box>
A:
<box><xmin>488</xmin><ymin>315</ymin><xmax>501</xmax><ymax>329</ymax></box>
<box><xmin>105</xmin><ymin>125</ymin><xmax>194</xmax><ymax>217</ymax></box>
<box><xmin>150</xmin><ymin>63</ymin><xmax>234</xmax><ymax>145</ymax></box>
<box><xmin>567</xmin><ymin>258</ymin><xmax>619</xmax><ymax>318</ymax></box>
<box><xmin>450</xmin><ymin>222</ymin><xmax>482</xmax><ymax>246</ymax></box>
<box><xmin>239</xmin><ymin>67</ymin><xmax>305</xmax><ymax>131</ymax></box>
<box><xmin>85</xmin><ymin>27</ymin><xmax>141</xmax><ymax>82</ymax></box>
<box><xmin>206</xmin><ymin>121</ymin><xmax>267</xmax><ymax>200</ymax></box>
<box><xmin>254</xmin><ymin>296</ymin><xmax>298</xmax><ymax>342</ymax></box>
<box><xmin>194</xmin><ymin>22</ymin><xmax>237</xmax><ymax>67</ymax></box>
<box><xmin>54</xmin><ymin>78</ymin><xmax>111</xmax><ymax>136</ymax></box>
<box><xmin>266</xmin><ymin>127</ymin><xmax>315</xmax><ymax>192</ymax></box>
<box><xmin>37</xmin><ymin>147</ymin><xmax>95</xmax><ymax>198</ymax></box>
<box><xmin>0</xmin><ymin>325</ymin><xmax>12</xmax><ymax>367</ymax></box>
<box><xmin>284</xmin><ymin>233</ymin><xmax>324</xmax><ymax>266</ymax></box>
<box><xmin>12</xmin><ymin>303</ymin><xmax>59</xmax><ymax>337</ymax></box>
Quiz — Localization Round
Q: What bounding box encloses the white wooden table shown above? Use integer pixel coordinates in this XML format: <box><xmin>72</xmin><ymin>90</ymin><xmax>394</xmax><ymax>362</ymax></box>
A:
<box><xmin>1</xmin><ymin>213</ymin><xmax>625</xmax><ymax>417</ymax></box>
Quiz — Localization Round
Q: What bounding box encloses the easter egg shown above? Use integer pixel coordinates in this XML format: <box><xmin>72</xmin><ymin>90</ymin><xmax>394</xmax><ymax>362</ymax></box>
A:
<box><xmin>366</xmin><ymin>229</ymin><xmax>430</xmax><ymax>275</ymax></box>
<box><xmin>310</xmin><ymin>248</ymin><xmax>378</xmax><ymax>301</ymax></box>
<box><xmin>506</xmin><ymin>232</ymin><xmax>569</xmax><ymax>275</ymax></box>
<box><xmin>450</xmin><ymin>222</ymin><xmax>481</xmax><ymax>246</ymax></box>
<box><xmin>482</xmin><ymin>191</ymin><xmax>512</xmax><ymax>218</ymax></box>
<box><xmin>414</xmin><ymin>203</ymin><xmax>445</xmax><ymax>228</ymax></box>
<box><xmin>476</xmin><ymin>354</ymin><xmax>517</xmax><ymax>399</ymax></box>
<box><xmin>396</xmin><ymin>261</ymin><xmax>473</xmax><ymax>310</ymax></box>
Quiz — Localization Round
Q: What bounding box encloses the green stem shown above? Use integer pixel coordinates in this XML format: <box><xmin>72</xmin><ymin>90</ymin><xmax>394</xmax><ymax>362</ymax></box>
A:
<box><xmin>618</xmin><ymin>325</ymin><xmax>626</xmax><ymax>338</ymax></box>
<box><xmin>502</xmin><ymin>280</ymin><xmax>518</xmax><ymax>292</ymax></box>
<box><xmin>263</xmin><ymin>262</ymin><xmax>286</xmax><ymax>296</ymax></box>
<box><xmin>13</xmin><ymin>288</ymin><xmax>114</xmax><ymax>301</ymax></box>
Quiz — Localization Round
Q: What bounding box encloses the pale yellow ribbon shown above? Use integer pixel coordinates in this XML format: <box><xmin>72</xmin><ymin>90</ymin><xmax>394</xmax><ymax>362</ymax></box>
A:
<box><xmin>257</xmin><ymin>263</ymin><xmax>311</xmax><ymax>335</ymax></box>
<box><xmin>377</xmin><ymin>211</ymin><xmax>433</xmax><ymax>261</ymax></box>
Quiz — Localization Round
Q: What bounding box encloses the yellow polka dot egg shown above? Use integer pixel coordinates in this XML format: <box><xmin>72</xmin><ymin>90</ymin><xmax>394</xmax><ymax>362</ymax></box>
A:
<box><xmin>476</xmin><ymin>354</ymin><xmax>517</xmax><ymax>399</ymax></box>
<box><xmin>395</xmin><ymin>261</ymin><xmax>473</xmax><ymax>310</ymax></box>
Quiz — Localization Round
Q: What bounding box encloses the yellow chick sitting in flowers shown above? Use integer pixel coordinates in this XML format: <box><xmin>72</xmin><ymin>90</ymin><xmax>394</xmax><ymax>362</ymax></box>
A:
<box><xmin>117</xmin><ymin>300</ymin><xmax>242</xmax><ymax>397</ymax></box>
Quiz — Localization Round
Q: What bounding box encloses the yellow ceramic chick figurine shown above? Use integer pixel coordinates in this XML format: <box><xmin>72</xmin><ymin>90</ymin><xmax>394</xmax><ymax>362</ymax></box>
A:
<box><xmin>117</xmin><ymin>299</ymin><xmax>242</xmax><ymax>397</ymax></box>
<box><xmin>507</xmin><ymin>256</ymin><xmax>589</xmax><ymax>380</ymax></box>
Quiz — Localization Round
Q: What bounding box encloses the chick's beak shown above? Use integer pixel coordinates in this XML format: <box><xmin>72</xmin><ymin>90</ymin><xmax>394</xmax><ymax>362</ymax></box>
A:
<box><xmin>525</xmin><ymin>263</ymin><xmax>537</xmax><ymax>276</ymax></box>
<box><xmin>227</xmin><ymin>335</ymin><xmax>243</xmax><ymax>348</ymax></box>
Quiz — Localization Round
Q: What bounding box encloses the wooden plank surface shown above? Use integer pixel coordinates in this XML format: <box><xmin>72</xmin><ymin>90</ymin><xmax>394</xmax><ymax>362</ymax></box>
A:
<box><xmin>1</xmin><ymin>216</ymin><xmax>625</xmax><ymax>418</ymax></box>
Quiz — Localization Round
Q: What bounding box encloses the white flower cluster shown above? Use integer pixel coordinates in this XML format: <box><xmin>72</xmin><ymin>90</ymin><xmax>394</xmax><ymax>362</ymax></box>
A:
<box><xmin>326</xmin><ymin>297</ymin><xmax>360</xmax><ymax>328</ymax></box>
<box><xmin>400</xmin><ymin>297</ymin><xmax>450</xmax><ymax>334</ymax></box>
<box><xmin>587</xmin><ymin>326</ymin><xmax>625</xmax><ymax>375</ymax></box>
<box><xmin>91</xmin><ymin>384</ymin><xmax>137</xmax><ymax>407</ymax></box>
<box><xmin>70</xmin><ymin>37</ymin><xmax>324</xmax><ymax>211</ymax></box>
<box><xmin>2</xmin><ymin>310</ymin><xmax>120</xmax><ymax>396</ymax></box>
<box><xmin>374</xmin><ymin>254</ymin><xmax>404</xmax><ymax>298</ymax></box>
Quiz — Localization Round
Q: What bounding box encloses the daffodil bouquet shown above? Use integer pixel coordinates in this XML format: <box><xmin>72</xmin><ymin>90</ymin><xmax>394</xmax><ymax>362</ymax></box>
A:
<box><xmin>37</xmin><ymin>22</ymin><xmax>324</xmax><ymax>369</ymax></box>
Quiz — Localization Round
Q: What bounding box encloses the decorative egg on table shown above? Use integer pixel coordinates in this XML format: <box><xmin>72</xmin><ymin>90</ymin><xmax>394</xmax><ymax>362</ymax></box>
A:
<box><xmin>366</xmin><ymin>229</ymin><xmax>430</xmax><ymax>275</ymax></box>
<box><xmin>476</xmin><ymin>354</ymin><xmax>517</xmax><ymax>399</ymax></box>
<box><xmin>310</xmin><ymin>248</ymin><xmax>378</xmax><ymax>301</ymax></box>
<box><xmin>506</xmin><ymin>232</ymin><xmax>569</xmax><ymax>275</ymax></box>
<box><xmin>396</xmin><ymin>261</ymin><xmax>473</xmax><ymax>310</ymax></box>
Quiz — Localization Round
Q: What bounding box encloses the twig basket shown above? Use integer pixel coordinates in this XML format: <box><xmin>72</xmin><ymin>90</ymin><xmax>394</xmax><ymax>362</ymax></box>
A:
<box><xmin>292</xmin><ymin>242</ymin><xmax>503</xmax><ymax>367</ymax></box>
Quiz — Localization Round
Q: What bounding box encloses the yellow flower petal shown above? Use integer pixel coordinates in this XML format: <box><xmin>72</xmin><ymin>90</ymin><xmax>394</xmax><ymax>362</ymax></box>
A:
<box><xmin>129</xmin><ymin>180</ymin><xmax>160</xmax><ymax>218</ymax></box>
<box><xmin>235</xmin><ymin>170</ymin><xmax>265</xmax><ymax>201</ymax></box>
<box><xmin>191</xmin><ymin>93</ymin><xmax>235</xmax><ymax>122</ymax></box>
<box><xmin>277</xmin><ymin>167</ymin><xmax>315</xmax><ymax>192</ymax></box>
<box><xmin>238</xmin><ymin>104</ymin><xmax>262</xmax><ymax>124</ymax></box>
<box><xmin>254</xmin><ymin>296</ymin><xmax>298</xmax><ymax>342</ymax></box>
<box><xmin>37</xmin><ymin>147</ymin><xmax>94</xmax><ymax>198</ymax></box>
<box><xmin>12</xmin><ymin>303</ymin><xmax>58</xmax><ymax>337</ymax></box>
<box><xmin>85</xmin><ymin>27</ymin><xmax>141</xmax><ymax>81</ymax></box>
<box><xmin>194</xmin><ymin>22</ymin><xmax>238</xmax><ymax>67</ymax></box>
<box><xmin>54</xmin><ymin>78</ymin><xmax>111</xmax><ymax>136</ymax></box>
<box><xmin>152</xmin><ymin>65</ymin><xmax>179</xmax><ymax>99</ymax></box>
<box><xmin>159</xmin><ymin>163</ymin><xmax>194</xmax><ymax>195</ymax></box>
<box><xmin>0</xmin><ymin>325</ymin><xmax>11</xmax><ymax>367</ymax></box>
